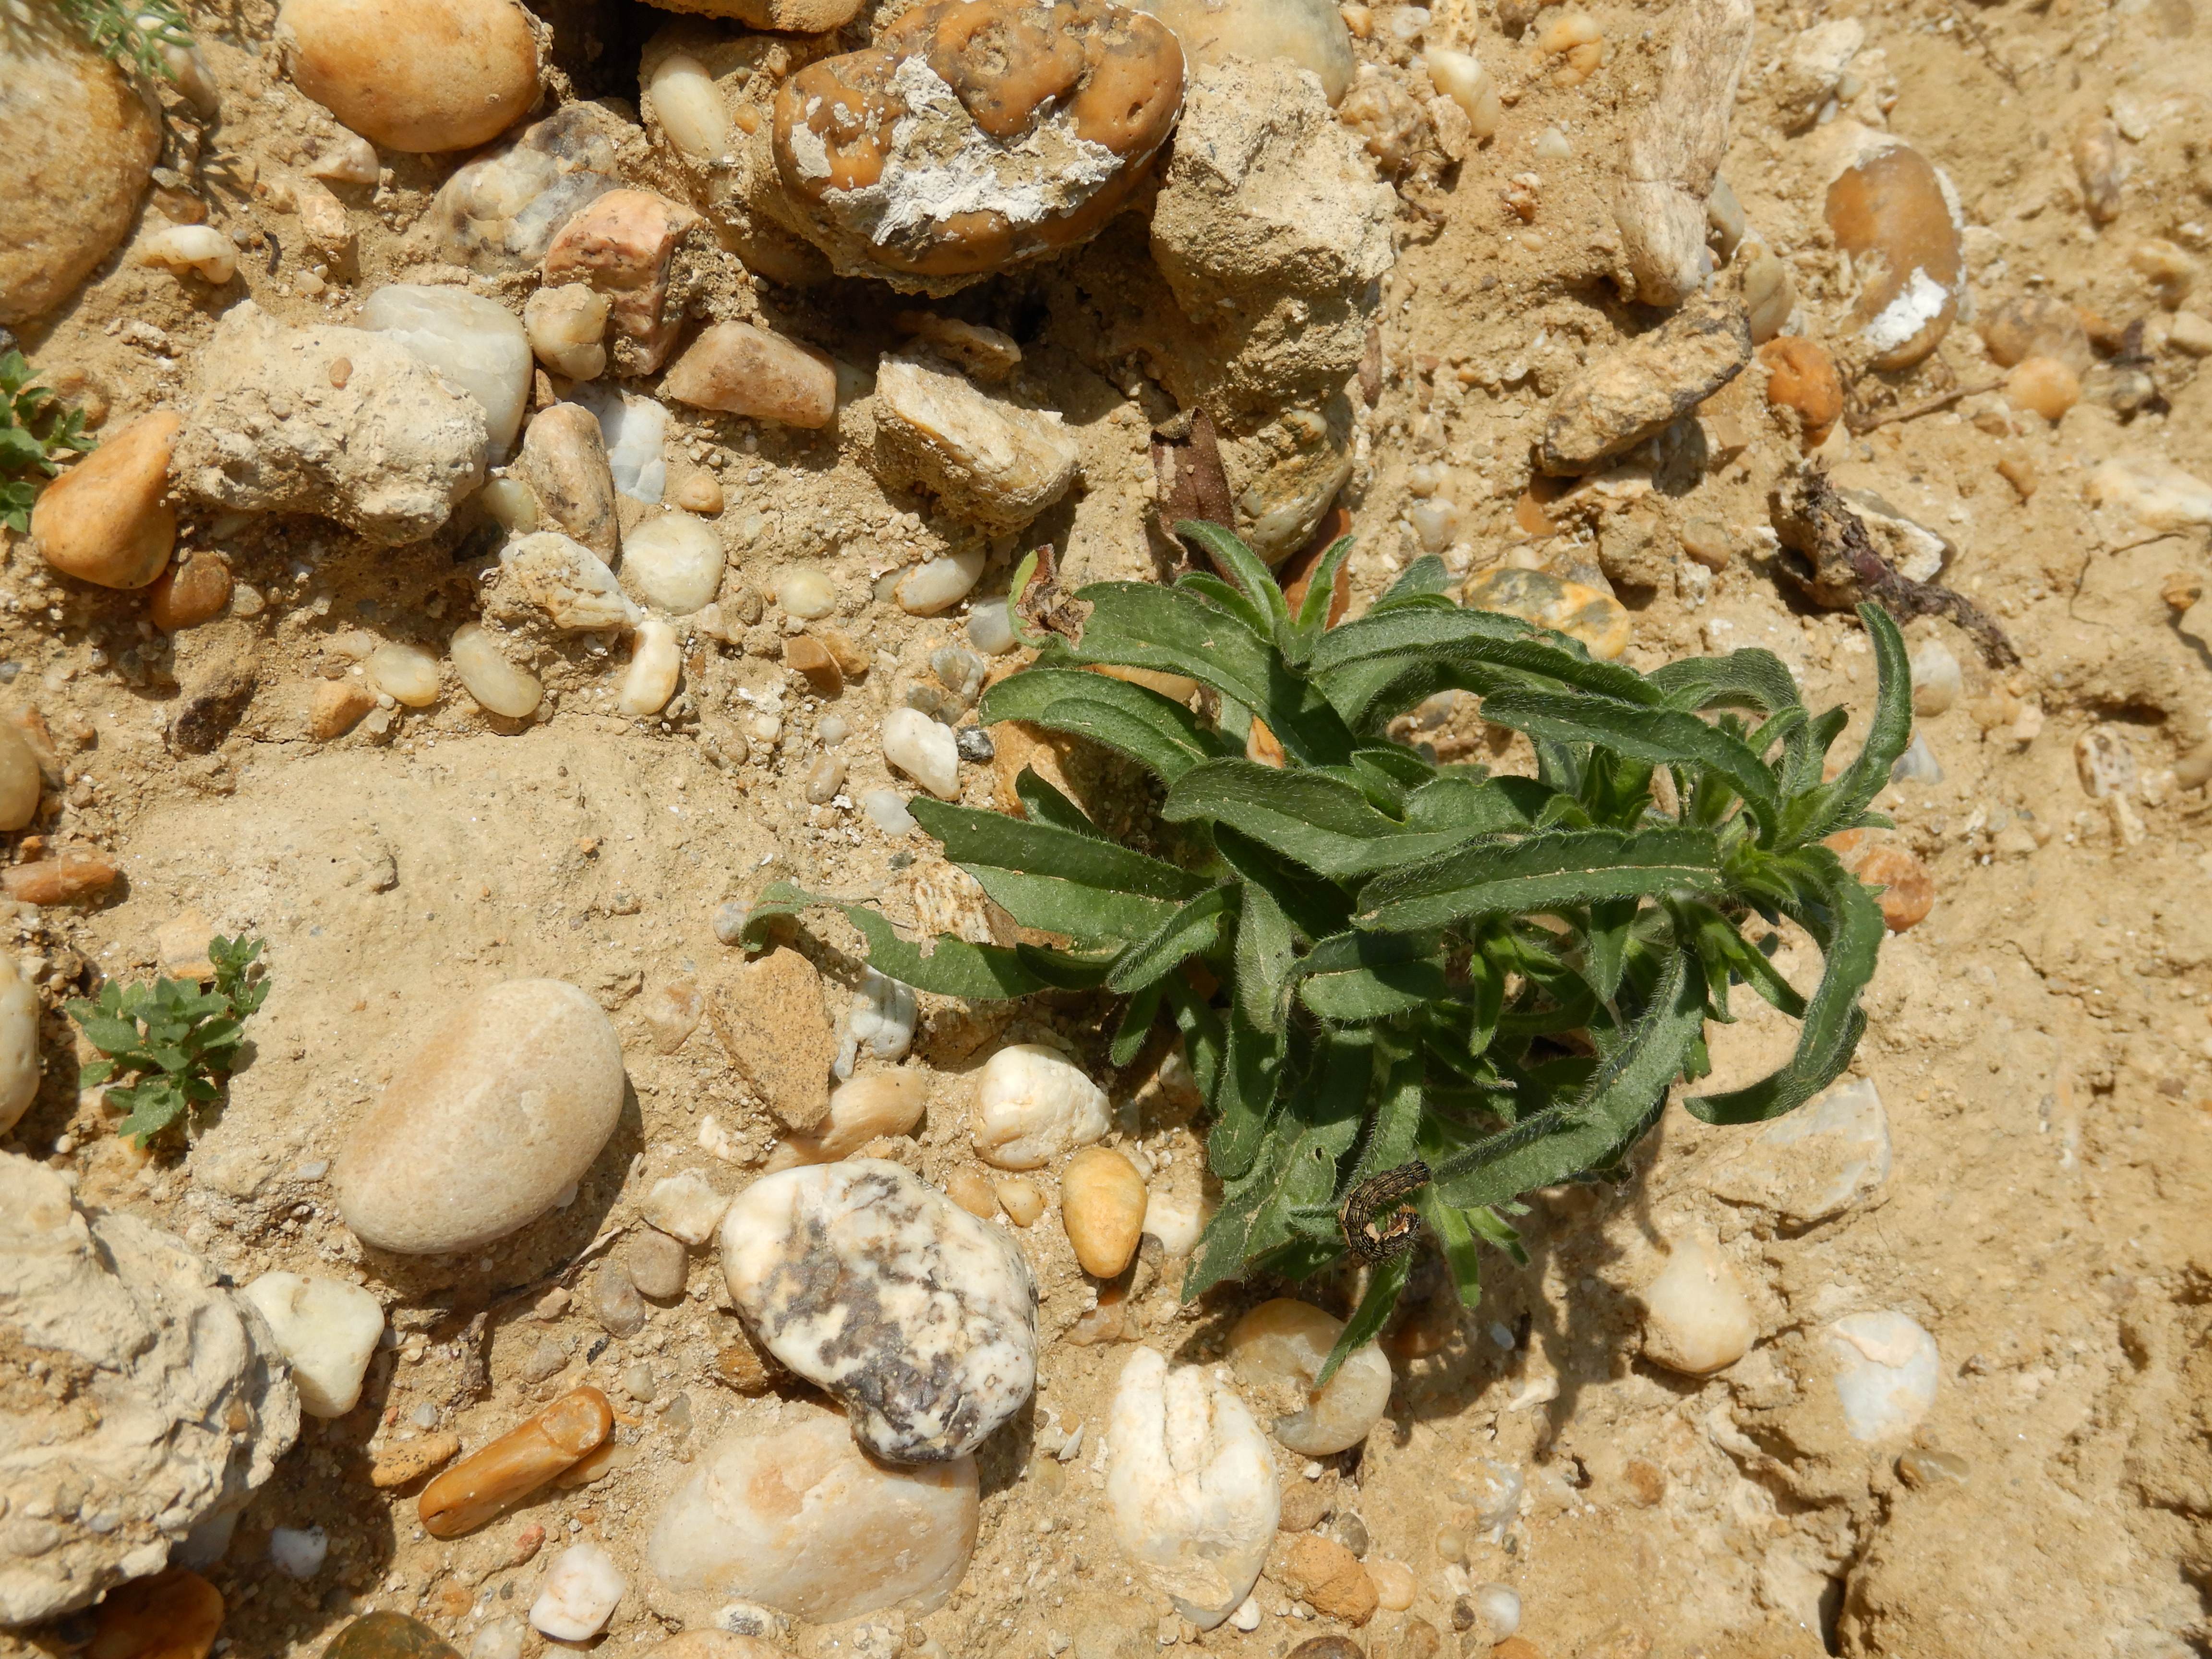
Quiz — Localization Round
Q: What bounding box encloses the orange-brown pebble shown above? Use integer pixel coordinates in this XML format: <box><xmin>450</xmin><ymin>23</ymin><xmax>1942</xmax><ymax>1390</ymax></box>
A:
<box><xmin>1061</xmin><ymin>1145</ymin><xmax>1148</xmax><ymax>1277</ymax></box>
<box><xmin>944</xmin><ymin>1165</ymin><xmax>999</xmax><ymax>1219</ymax></box>
<box><xmin>1492</xmin><ymin>1642</ymin><xmax>1548</xmax><ymax>1659</ymax></box>
<box><xmin>784</xmin><ymin>634</ymin><xmax>844</xmax><ymax>696</ymax></box>
<box><xmin>1996</xmin><ymin>454</ymin><xmax>2038</xmax><ymax>499</ymax></box>
<box><xmin>311</xmin><ymin>678</ymin><xmax>381</xmax><ymax>740</ymax></box>
<box><xmin>1852</xmin><ymin>844</ymin><xmax>1934</xmax><ymax>931</ymax></box>
<box><xmin>370</xmin><ymin>1431</ymin><xmax>462</xmax><ymax>1489</ymax></box>
<box><xmin>673</xmin><ymin>470</ymin><xmax>725</xmax><ymax>515</ymax></box>
<box><xmin>88</xmin><ymin>1568</ymin><xmax>224</xmax><ymax>1659</ymax></box>
<box><xmin>276</xmin><ymin>0</ymin><xmax>541</xmax><ymax>154</ymax></box>
<box><xmin>1978</xmin><ymin>293</ymin><xmax>2090</xmax><ymax>371</ymax></box>
<box><xmin>541</xmin><ymin>190</ymin><xmax>699</xmax><ymax>375</ymax></box>
<box><xmin>30</xmin><ymin>411</ymin><xmax>181</xmax><ymax>590</ymax></box>
<box><xmin>147</xmin><ymin>550</ymin><xmax>234</xmax><ymax>631</ymax></box>
<box><xmin>660</xmin><ymin>321</ymin><xmax>836</xmax><ymax>428</ymax></box>
<box><xmin>3</xmin><ymin>852</ymin><xmax>122</xmax><ymax>906</ymax></box>
<box><xmin>1279</xmin><ymin>1532</ymin><xmax>1380</xmax><ymax>1625</ymax></box>
<box><xmin>1757</xmin><ymin>337</ymin><xmax>1844</xmax><ymax>446</ymax></box>
<box><xmin>2005</xmin><ymin>355</ymin><xmax>2079</xmax><ymax>422</ymax></box>
<box><xmin>418</xmin><ymin>1385</ymin><xmax>613</xmax><ymax>1537</ymax></box>
<box><xmin>770</xmin><ymin>0</ymin><xmax>1184</xmax><ymax>284</ymax></box>
<box><xmin>1824</xmin><ymin>141</ymin><xmax>1963</xmax><ymax>372</ymax></box>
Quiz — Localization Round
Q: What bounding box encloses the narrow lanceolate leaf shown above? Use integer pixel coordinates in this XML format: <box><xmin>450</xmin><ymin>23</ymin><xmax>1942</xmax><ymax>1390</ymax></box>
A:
<box><xmin>740</xmin><ymin>883</ymin><xmax>1102</xmax><ymax>1000</ymax></box>
<box><xmin>1779</xmin><ymin>602</ymin><xmax>1914</xmax><ymax>848</ymax></box>
<box><xmin>976</xmin><ymin>669</ymin><xmax>1236</xmax><ymax>787</ymax></box>
<box><xmin>1648</xmin><ymin>648</ymin><xmax>1803</xmax><ymax>716</ymax></box>
<box><xmin>1055</xmin><ymin>581</ymin><xmax>1356</xmax><ymax>766</ymax></box>
<box><xmin>1106</xmin><ymin>885</ymin><xmax>1238</xmax><ymax>994</ymax></box>
<box><xmin>1164</xmin><ymin>760</ymin><xmax>1489</xmax><ymax>880</ymax></box>
<box><xmin>910</xmin><ymin>797</ymin><xmax>1205</xmax><ymax>943</ymax></box>
<box><xmin>1177</xmin><ymin>520</ymin><xmax>1292</xmax><ymax>645</ymax></box>
<box><xmin>1477</xmin><ymin>688</ymin><xmax>1782</xmax><ymax>836</ymax></box>
<box><xmin>1296</xmin><ymin>932</ymin><xmax>1452</xmax><ymax>1023</ymax></box>
<box><xmin>1416</xmin><ymin>1188</ymin><xmax>1486</xmax><ymax>1307</ymax></box>
<box><xmin>1434</xmin><ymin>949</ymin><xmax>1706</xmax><ymax>1210</ymax></box>
<box><xmin>1683</xmin><ymin>849</ymin><xmax>1884</xmax><ymax>1124</ymax></box>
<box><xmin>1357</xmin><ymin>826</ymin><xmax>1725</xmax><ymax>934</ymax></box>
<box><xmin>1373</xmin><ymin>554</ymin><xmax>1459</xmax><ymax>609</ymax></box>
<box><xmin>1204</xmin><ymin>1004</ymin><xmax>1287</xmax><ymax>1180</ymax></box>
<box><xmin>1234</xmin><ymin>878</ymin><xmax>1300</xmax><ymax>1033</ymax></box>
<box><xmin>1211</xmin><ymin>824</ymin><xmax>1354</xmax><ymax>943</ymax></box>
<box><xmin>1310</xmin><ymin>606</ymin><xmax>1663</xmax><ymax>732</ymax></box>
<box><xmin>1111</xmin><ymin>983</ymin><xmax>1164</xmax><ymax>1067</ymax></box>
<box><xmin>1315</xmin><ymin>1250</ymin><xmax>1413</xmax><ymax>1386</ymax></box>
<box><xmin>1289</xmin><ymin>535</ymin><xmax>1357</xmax><ymax>643</ymax></box>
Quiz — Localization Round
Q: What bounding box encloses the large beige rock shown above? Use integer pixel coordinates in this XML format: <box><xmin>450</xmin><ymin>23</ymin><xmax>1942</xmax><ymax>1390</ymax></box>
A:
<box><xmin>0</xmin><ymin>0</ymin><xmax>160</xmax><ymax>325</ymax></box>
<box><xmin>871</xmin><ymin>354</ymin><xmax>1079</xmax><ymax>532</ymax></box>
<box><xmin>171</xmin><ymin>302</ymin><xmax>489</xmax><ymax>546</ymax></box>
<box><xmin>0</xmin><ymin>1154</ymin><xmax>300</xmax><ymax>1623</ymax></box>
<box><xmin>332</xmin><ymin>979</ymin><xmax>626</xmax><ymax>1255</ymax></box>
<box><xmin>646</xmin><ymin>1405</ymin><xmax>978</xmax><ymax>1623</ymax></box>
<box><xmin>276</xmin><ymin>0</ymin><xmax>542</xmax><ymax>153</ymax></box>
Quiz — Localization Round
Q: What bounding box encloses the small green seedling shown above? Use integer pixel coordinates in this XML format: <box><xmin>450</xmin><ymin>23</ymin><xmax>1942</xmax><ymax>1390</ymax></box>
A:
<box><xmin>70</xmin><ymin>936</ymin><xmax>272</xmax><ymax>1147</ymax></box>
<box><xmin>56</xmin><ymin>0</ymin><xmax>195</xmax><ymax>85</ymax></box>
<box><xmin>748</xmin><ymin>525</ymin><xmax>1909</xmax><ymax>1380</ymax></box>
<box><xmin>1</xmin><ymin>350</ymin><xmax>95</xmax><ymax>535</ymax></box>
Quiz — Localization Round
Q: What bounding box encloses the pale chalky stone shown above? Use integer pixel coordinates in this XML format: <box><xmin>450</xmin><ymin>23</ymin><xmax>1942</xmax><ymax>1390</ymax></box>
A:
<box><xmin>0</xmin><ymin>955</ymin><xmax>39</xmax><ymax>1135</ymax></box>
<box><xmin>641</xmin><ymin>1169</ymin><xmax>729</xmax><ymax>1246</ymax></box>
<box><xmin>619</xmin><ymin>514</ymin><xmax>725</xmax><ymax>614</ymax></box>
<box><xmin>718</xmin><ymin>1159</ymin><xmax>1038</xmax><ymax>1463</ymax></box>
<box><xmin>1707</xmin><ymin>1077</ymin><xmax>1890</xmax><ymax>1224</ymax></box>
<box><xmin>241</xmin><ymin>1272</ymin><xmax>385</xmax><ymax>1417</ymax></box>
<box><xmin>970</xmin><ymin>1044</ymin><xmax>1110</xmax><ymax>1169</ymax></box>
<box><xmin>498</xmin><ymin>531</ymin><xmax>639</xmax><ymax>632</ymax></box>
<box><xmin>361</xmin><ymin>284</ymin><xmax>533</xmax><ymax>456</ymax></box>
<box><xmin>1226</xmin><ymin>1298</ymin><xmax>1392</xmax><ymax>1455</ymax></box>
<box><xmin>530</xmin><ymin>1541</ymin><xmax>625</xmax><ymax>1639</ymax></box>
<box><xmin>1638</xmin><ymin>1235</ymin><xmax>1757</xmax><ymax>1377</ymax></box>
<box><xmin>1106</xmin><ymin>1346</ymin><xmax>1277</xmax><ymax>1629</ymax></box>
<box><xmin>333</xmin><ymin>980</ymin><xmax>625</xmax><ymax>1254</ymax></box>
<box><xmin>872</xmin><ymin>354</ymin><xmax>1079</xmax><ymax>531</ymax></box>
<box><xmin>1826</xmin><ymin>1311</ymin><xmax>1939</xmax><ymax>1443</ymax></box>
<box><xmin>647</xmin><ymin>1405</ymin><xmax>977</xmax><ymax>1623</ymax></box>
<box><xmin>881</xmin><ymin>707</ymin><xmax>959</xmax><ymax>801</ymax></box>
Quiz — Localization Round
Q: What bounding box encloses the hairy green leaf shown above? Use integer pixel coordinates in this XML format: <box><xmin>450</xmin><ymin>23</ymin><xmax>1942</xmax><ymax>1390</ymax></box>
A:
<box><xmin>1357</xmin><ymin>826</ymin><xmax>1725</xmax><ymax>933</ymax></box>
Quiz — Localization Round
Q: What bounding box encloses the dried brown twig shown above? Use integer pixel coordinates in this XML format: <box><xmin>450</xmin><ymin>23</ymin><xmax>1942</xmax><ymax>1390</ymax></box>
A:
<box><xmin>1846</xmin><ymin>377</ymin><xmax>2002</xmax><ymax>435</ymax></box>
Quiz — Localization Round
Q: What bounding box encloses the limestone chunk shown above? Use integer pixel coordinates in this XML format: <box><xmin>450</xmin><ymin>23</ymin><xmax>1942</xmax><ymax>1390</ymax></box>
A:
<box><xmin>872</xmin><ymin>354</ymin><xmax>1078</xmax><ymax>531</ymax></box>
<box><xmin>718</xmin><ymin>1159</ymin><xmax>1039</xmax><ymax>1463</ymax></box>
<box><xmin>2087</xmin><ymin>456</ymin><xmax>2212</xmax><ymax>532</ymax></box>
<box><xmin>1612</xmin><ymin>0</ymin><xmax>1754</xmax><ymax>306</ymax></box>
<box><xmin>970</xmin><ymin>1043</ymin><xmax>1110</xmax><ymax>1169</ymax></box>
<box><xmin>882</xmin><ymin>707</ymin><xmax>961</xmax><ymax>799</ymax></box>
<box><xmin>0</xmin><ymin>0</ymin><xmax>161</xmax><ymax>327</ymax></box>
<box><xmin>241</xmin><ymin>1273</ymin><xmax>385</xmax><ymax>1418</ymax></box>
<box><xmin>142</xmin><ymin>223</ymin><xmax>241</xmax><ymax>285</ymax></box>
<box><xmin>276</xmin><ymin>0</ymin><xmax>542</xmax><ymax>153</ymax></box>
<box><xmin>0</xmin><ymin>1153</ymin><xmax>300</xmax><ymax>1623</ymax></box>
<box><xmin>660</xmin><ymin>322</ymin><xmax>837</xmax><ymax>428</ymax></box>
<box><xmin>1134</xmin><ymin>0</ymin><xmax>1353</xmax><ymax>102</ymax></box>
<box><xmin>768</xmin><ymin>0</ymin><xmax>1184</xmax><ymax>289</ymax></box>
<box><xmin>1825</xmin><ymin>1311</ymin><xmax>1939</xmax><ymax>1442</ymax></box>
<box><xmin>1707</xmin><ymin>1076</ymin><xmax>1891</xmax><ymax>1224</ymax></box>
<box><xmin>332</xmin><ymin>980</ymin><xmax>625</xmax><ymax>1254</ymax></box>
<box><xmin>542</xmin><ymin>189</ymin><xmax>700</xmax><ymax>376</ymax></box>
<box><xmin>429</xmin><ymin>103</ymin><xmax>629</xmax><ymax>275</ymax></box>
<box><xmin>770</xmin><ymin>1073</ymin><xmax>930</xmax><ymax>1170</ymax></box>
<box><xmin>646</xmin><ymin>1406</ymin><xmax>977</xmax><ymax>1624</ymax></box>
<box><xmin>0</xmin><ymin>954</ymin><xmax>37</xmax><ymax>1135</ymax></box>
<box><xmin>498</xmin><ymin>531</ymin><xmax>640</xmax><ymax>632</ymax></box>
<box><xmin>361</xmin><ymin>284</ymin><xmax>534</xmax><ymax>457</ymax></box>
<box><xmin>1106</xmin><ymin>1346</ymin><xmax>1277</xmax><ymax>1629</ymax></box>
<box><xmin>1538</xmin><ymin>289</ymin><xmax>1752</xmax><ymax>474</ymax></box>
<box><xmin>641</xmin><ymin>1169</ymin><xmax>731</xmax><ymax>1245</ymax></box>
<box><xmin>516</xmin><ymin>404</ymin><xmax>619</xmax><ymax>556</ymax></box>
<box><xmin>172</xmin><ymin>302</ymin><xmax>488</xmax><ymax>546</ymax></box>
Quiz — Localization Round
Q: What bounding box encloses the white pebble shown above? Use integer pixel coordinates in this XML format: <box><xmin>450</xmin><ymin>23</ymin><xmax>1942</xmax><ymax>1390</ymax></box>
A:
<box><xmin>971</xmin><ymin>1044</ymin><xmax>1110</xmax><ymax>1169</ymax></box>
<box><xmin>882</xmin><ymin>707</ymin><xmax>960</xmax><ymax>800</ymax></box>
<box><xmin>620</xmin><ymin>513</ymin><xmax>725</xmax><ymax>614</ymax></box>
<box><xmin>523</xmin><ymin>283</ymin><xmax>611</xmax><ymax>382</ymax></box>
<box><xmin>1409</xmin><ymin>497</ymin><xmax>1459</xmax><ymax>552</ymax></box>
<box><xmin>617</xmin><ymin>614</ymin><xmax>681</xmax><ymax>716</ymax></box>
<box><xmin>1230</xmin><ymin>1597</ymin><xmax>1262</xmax><ymax>1633</ymax></box>
<box><xmin>1106</xmin><ymin>1347</ymin><xmax>1277</xmax><ymax>1629</ymax></box>
<box><xmin>268</xmin><ymin>1525</ymin><xmax>328</xmax><ymax>1580</ymax></box>
<box><xmin>1908</xmin><ymin>639</ymin><xmax>1961</xmax><ymax>716</ymax></box>
<box><xmin>642</xmin><ymin>1168</ymin><xmax>730</xmax><ymax>1246</ymax></box>
<box><xmin>1470</xmin><ymin>1583</ymin><xmax>1521</xmax><ymax>1639</ymax></box>
<box><xmin>1891</xmin><ymin>732</ymin><xmax>1943</xmax><ymax>785</ymax></box>
<box><xmin>1142</xmin><ymin>1184</ymin><xmax>1207</xmax><ymax>1258</ymax></box>
<box><xmin>479</xmin><ymin>475</ymin><xmax>540</xmax><ymax>534</ymax></box>
<box><xmin>306</xmin><ymin>131</ymin><xmax>380</xmax><ymax>184</ymax></box>
<box><xmin>863</xmin><ymin>789</ymin><xmax>919</xmax><ymax>836</ymax></box>
<box><xmin>530</xmin><ymin>1541</ymin><xmax>625</xmax><ymax>1640</ymax></box>
<box><xmin>1226</xmin><ymin>1298</ymin><xmax>1393</xmax><ymax>1455</ymax></box>
<box><xmin>1458</xmin><ymin>1458</ymin><xmax>1523</xmax><ymax>1529</ymax></box>
<box><xmin>240</xmin><ymin>1271</ymin><xmax>385</xmax><ymax>1417</ymax></box>
<box><xmin>361</xmin><ymin>283</ymin><xmax>533</xmax><ymax>456</ymax></box>
<box><xmin>573</xmin><ymin>383</ymin><xmax>667</xmax><ymax>503</ymax></box>
<box><xmin>141</xmin><ymin>223</ymin><xmax>239</xmax><ymax>284</ymax></box>
<box><xmin>1425</xmin><ymin>46</ymin><xmax>1500</xmax><ymax>139</ymax></box>
<box><xmin>1826</xmin><ymin>1311</ymin><xmax>1939</xmax><ymax>1442</ymax></box>
<box><xmin>2087</xmin><ymin>456</ymin><xmax>2212</xmax><ymax>531</ymax></box>
<box><xmin>896</xmin><ymin>548</ymin><xmax>987</xmax><ymax>616</ymax></box>
<box><xmin>451</xmin><ymin>622</ymin><xmax>542</xmax><ymax>719</ymax></box>
<box><xmin>469</xmin><ymin>1618</ymin><xmax>526</xmax><ymax>1659</ymax></box>
<box><xmin>1638</xmin><ymin>1235</ymin><xmax>1757</xmax><ymax>1376</ymax></box>
<box><xmin>769</xmin><ymin>1072</ymin><xmax>929</xmax><ymax>1169</ymax></box>
<box><xmin>365</xmin><ymin>642</ymin><xmax>441</xmax><ymax>707</ymax></box>
<box><xmin>967</xmin><ymin>598</ymin><xmax>1015</xmax><ymax>655</ymax></box>
<box><xmin>838</xmin><ymin>968</ymin><xmax>918</xmax><ymax>1075</ymax></box>
<box><xmin>777</xmin><ymin>566</ymin><xmax>838</xmax><ymax>619</ymax></box>
<box><xmin>649</xmin><ymin>52</ymin><xmax>730</xmax><ymax>163</ymax></box>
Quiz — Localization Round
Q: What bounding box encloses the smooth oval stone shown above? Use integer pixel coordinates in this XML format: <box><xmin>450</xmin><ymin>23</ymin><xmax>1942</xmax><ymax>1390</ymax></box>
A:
<box><xmin>241</xmin><ymin>1271</ymin><xmax>385</xmax><ymax>1417</ymax></box>
<box><xmin>333</xmin><ymin>980</ymin><xmax>625</xmax><ymax>1254</ymax></box>
<box><xmin>325</xmin><ymin>1612</ymin><xmax>463</xmax><ymax>1659</ymax></box>
<box><xmin>620</xmin><ymin>514</ymin><xmax>725</xmax><ymax>614</ymax></box>
<box><xmin>646</xmin><ymin>1405</ymin><xmax>978</xmax><ymax>1623</ymax></box>
<box><xmin>718</xmin><ymin>1158</ymin><xmax>1038</xmax><ymax>1463</ymax></box>
<box><xmin>277</xmin><ymin>0</ymin><xmax>541</xmax><ymax>154</ymax></box>
<box><xmin>361</xmin><ymin>284</ymin><xmax>533</xmax><ymax>457</ymax></box>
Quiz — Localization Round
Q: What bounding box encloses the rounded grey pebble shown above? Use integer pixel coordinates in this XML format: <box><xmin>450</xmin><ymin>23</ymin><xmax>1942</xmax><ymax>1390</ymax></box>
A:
<box><xmin>629</xmin><ymin>1227</ymin><xmax>688</xmax><ymax>1301</ymax></box>
<box><xmin>521</xmin><ymin>1334</ymin><xmax>570</xmax><ymax>1383</ymax></box>
<box><xmin>593</xmin><ymin>1256</ymin><xmax>647</xmax><ymax>1336</ymax></box>
<box><xmin>712</xmin><ymin>898</ymin><xmax>750</xmax><ymax>946</ymax></box>
<box><xmin>954</xmin><ymin>725</ymin><xmax>994</xmax><ymax>763</ymax></box>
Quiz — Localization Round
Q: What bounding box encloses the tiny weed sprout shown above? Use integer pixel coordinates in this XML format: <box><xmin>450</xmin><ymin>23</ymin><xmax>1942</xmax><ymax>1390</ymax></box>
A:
<box><xmin>749</xmin><ymin>524</ymin><xmax>1909</xmax><ymax>1381</ymax></box>
<box><xmin>56</xmin><ymin>0</ymin><xmax>196</xmax><ymax>84</ymax></box>
<box><xmin>69</xmin><ymin>935</ymin><xmax>272</xmax><ymax>1147</ymax></box>
<box><xmin>0</xmin><ymin>350</ymin><xmax>95</xmax><ymax>534</ymax></box>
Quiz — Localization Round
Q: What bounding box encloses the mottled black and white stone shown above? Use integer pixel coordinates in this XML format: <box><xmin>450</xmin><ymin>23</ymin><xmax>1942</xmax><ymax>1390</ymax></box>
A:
<box><xmin>717</xmin><ymin>1159</ymin><xmax>1038</xmax><ymax>1463</ymax></box>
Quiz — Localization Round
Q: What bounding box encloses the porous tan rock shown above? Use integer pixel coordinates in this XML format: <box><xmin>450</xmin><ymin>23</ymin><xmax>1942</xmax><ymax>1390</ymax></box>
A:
<box><xmin>369</xmin><ymin>1433</ymin><xmax>462</xmax><ymax>1489</ymax></box>
<box><xmin>0</xmin><ymin>1153</ymin><xmax>301</xmax><ymax>1623</ymax></box>
<box><xmin>661</xmin><ymin>323</ymin><xmax>837</xmax><ymax>428</ymax></box>
<box><xmin>0</xmin><ymin>0</ymin><xmax>161</xmax><ymax>327</ymax></box>
<box><xmin>1462</xmin><ymin>565</ymin><xmax>1631</xmax><ymax>660</ymax></box>
<box><xmin>709</xmin><ymin>948</ymin><xmax>837</xmax><ymax>1131</ymax></box>
<box><xmin>1538</xmin><ymin>290</ymin><xmax>1752</xmax><ymax>474</ymax></box>
<box><xmin>332</xmin><ymin>980</ymin><xmax>626</xmax><ymax>1254</ymax></box>
<box><xmin>172</xmin><ymin>303</ymin><xmax>488</xmax><ymax>546</ymax></box>
<box><xmin>768</xmin><ymin>0</ymin><xmax>1184</xmax><ymax>289</ymax></box>
<box><xmin>276</xmin><ymin>0</ymin><xmax>543</xmax><ymax>153</ymax></box>
<box><xmin>1823</xmin><ymin>130</ymin><xmax>1964</xmax><ymax>373</ymax></box>
<box><xmin>1134</xmin><ymin>0</ymin><xmax>1352</xmax><ymax>102</ymax></box>
<box><xmin>0</xmin><ymin>955</ymin><xmax>42</xmax><ymax>1142</ymax></box>
<box><xmin>0</xmin><ymin>723</ymin><xmax>40</xmax><ymax>834</ymax></box>
<box><xmin>1276</xmin><ymin>1533</ymin><xmax>1379</xmax><ymax>1625</ymax></box>
<box><xmin>1612</xmin><ymin>0</ymin><xmax>1755</xmax><ymax>306</ymax></box>
<box><xmin>30</xmin><ymin>412</ymin><xmax>181</xmax><ymax>591</ymax></box>
<box><xmin>541</xmin><ymin>189</ymin><xmax>699</xmax><ymax>376</ymax></box>
<box><xmin>516</xmin><ymin>404</ymin><xmax>620</xmax><ymax>558</ymax></box>
<box><xmin>871</xmin><ymin>353</ymin><xmax>1079</xmax><ymax>531</ymax></box>
<box><xmin>1758</xmin><ymin>337</ymin><xmax>1843</xmax><ymax>447</ymax></box>
<box><xmin>644</xmin><ymin>0</ymin><xmax>863</xmax><ymax>29</ymax></box>
<box><xmin>310</xmin><ymin>679</ymin><xmax>380</xmax><ymax>740</ymax></box>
